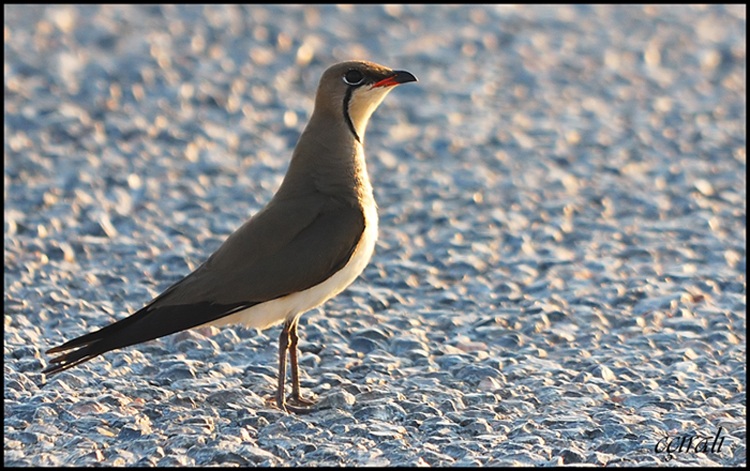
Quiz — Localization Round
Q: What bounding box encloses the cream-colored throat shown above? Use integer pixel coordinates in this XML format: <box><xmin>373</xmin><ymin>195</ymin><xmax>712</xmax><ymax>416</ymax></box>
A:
<box><xmin>346</xmin><ymin>86</ymin><xmax>394</xmax><ymax>141</ymax></box>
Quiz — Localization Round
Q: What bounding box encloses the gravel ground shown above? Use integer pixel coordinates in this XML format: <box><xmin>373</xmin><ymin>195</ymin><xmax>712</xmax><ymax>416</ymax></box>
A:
<box><xmin>4</xmin><ymin>4</ymin><xmax>746</xmax><ymax>467</ymax></box>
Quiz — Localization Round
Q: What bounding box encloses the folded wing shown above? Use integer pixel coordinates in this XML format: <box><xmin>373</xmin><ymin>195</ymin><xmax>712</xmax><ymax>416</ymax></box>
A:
<box><xmin>44</xmin><ymin>194</ymin><xmax>364</xmax><ymax>375</ymax></box>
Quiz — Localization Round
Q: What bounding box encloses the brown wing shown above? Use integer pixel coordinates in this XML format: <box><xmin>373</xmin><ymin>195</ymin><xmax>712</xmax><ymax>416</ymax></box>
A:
<box><xmin>44</xmin><ymin>194</ymin><xmax>364</xmax><ymax>375</ymax></box>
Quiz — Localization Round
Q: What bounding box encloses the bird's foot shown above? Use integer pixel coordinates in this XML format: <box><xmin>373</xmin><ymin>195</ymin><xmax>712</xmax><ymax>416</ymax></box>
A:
<box><xmin>281</xmin><ymin>401</ymin><xmax>314</xmax><ymax>414</ymax></box>
<box><xmin>290</xmin><ymin>393</ymin><xmax>316</xmax><ymax>407</ymax></box>
<box><xmin>277</xmin><ymin>393</ymin><xmax>316</xmax><ymax>414</ymax></box>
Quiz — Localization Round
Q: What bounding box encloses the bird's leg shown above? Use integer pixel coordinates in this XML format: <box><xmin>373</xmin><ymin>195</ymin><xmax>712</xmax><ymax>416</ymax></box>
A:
<box><xmin>277</xmin><ymin>319</ymin><xmax>312</xmax><ymax>414</ymax></box>
<box><xmin>276</xmin><ymin>319</ymin><xmax>290</xmax><ymax>412</ymax></box>
<box><xmin>289</xmin><ymin>318</ymin><xmax>315</xmax><ymax>407</ymax></box>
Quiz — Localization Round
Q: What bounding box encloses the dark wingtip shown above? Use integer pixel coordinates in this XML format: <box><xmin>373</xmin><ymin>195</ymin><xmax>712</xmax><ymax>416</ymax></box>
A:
<box><xmin>45</xmin><ymin>345</ymin><xmax>65</xmax><ymax>355</ymax></box>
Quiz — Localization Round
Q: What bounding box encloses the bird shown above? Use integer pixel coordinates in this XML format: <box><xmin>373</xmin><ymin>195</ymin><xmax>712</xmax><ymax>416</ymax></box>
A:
<box><xmin>43</xmin><ymin>60</ymin><xmax>417</xmax><ymax>413</ymax></box>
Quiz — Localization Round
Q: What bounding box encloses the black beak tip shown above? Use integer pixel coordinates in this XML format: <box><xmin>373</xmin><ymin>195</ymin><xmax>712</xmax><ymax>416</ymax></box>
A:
<box><xmin>393</xmin><ymin>70</ymin><xmax>418</xmax><ymax>84</ymax></box>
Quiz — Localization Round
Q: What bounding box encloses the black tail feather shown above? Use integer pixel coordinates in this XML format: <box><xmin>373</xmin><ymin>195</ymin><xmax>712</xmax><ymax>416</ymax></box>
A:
<box><xmin>43</xmin><ymin>300</ymin><xmax>249</xmax><ymax>376</ymax></box>
<box><xmin>42</xmin><ymin>340</ymin><xmax>109</xmax><ymax>375</ymax></box>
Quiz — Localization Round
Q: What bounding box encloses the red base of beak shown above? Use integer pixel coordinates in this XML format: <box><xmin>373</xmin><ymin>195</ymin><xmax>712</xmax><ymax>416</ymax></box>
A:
<box><xmin>373</xmin><ymin>70</ymin><xmax>418</xmax><ymax>88</ymax></box>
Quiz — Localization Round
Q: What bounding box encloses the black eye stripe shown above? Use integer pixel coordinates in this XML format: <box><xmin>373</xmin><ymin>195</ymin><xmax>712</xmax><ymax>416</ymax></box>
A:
<box><xmin>343</xmin><ymin>69</ymin><xmax>365</xmax><ymax>86</ymax></box>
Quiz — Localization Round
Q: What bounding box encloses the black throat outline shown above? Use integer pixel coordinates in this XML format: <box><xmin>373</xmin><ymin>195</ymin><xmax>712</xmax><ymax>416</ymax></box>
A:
<box><xmin>343</xmin><ymin>86</ymin><xmax>362</xmax><ymax>144</ymax></box>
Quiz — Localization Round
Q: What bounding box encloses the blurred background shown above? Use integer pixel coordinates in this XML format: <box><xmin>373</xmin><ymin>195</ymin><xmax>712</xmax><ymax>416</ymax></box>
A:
<box><xmin>4</xmin><ymin>5</ymin><xmax>746</xmax><ymax>467</ymax></box>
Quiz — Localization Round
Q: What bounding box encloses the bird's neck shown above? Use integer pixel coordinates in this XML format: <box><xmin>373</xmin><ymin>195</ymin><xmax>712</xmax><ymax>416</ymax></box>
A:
<box><xmin>276</xmin><ymin>114</ymin><xmax>374</xmax><ymax>209</ymax></box>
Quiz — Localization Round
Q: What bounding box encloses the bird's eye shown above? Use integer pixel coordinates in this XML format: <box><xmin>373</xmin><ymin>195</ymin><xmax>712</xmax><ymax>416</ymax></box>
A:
<box><xmin>343</xmin><ymin>69</ymin><xmax>365</xmax><ymax>86</ymax></box>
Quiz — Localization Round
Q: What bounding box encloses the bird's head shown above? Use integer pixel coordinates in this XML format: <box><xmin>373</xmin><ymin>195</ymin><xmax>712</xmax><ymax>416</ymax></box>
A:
<box><xmin>314</xmin><ymin>60</ymin><xmax>417</xmax><ymax>143</ymax></box>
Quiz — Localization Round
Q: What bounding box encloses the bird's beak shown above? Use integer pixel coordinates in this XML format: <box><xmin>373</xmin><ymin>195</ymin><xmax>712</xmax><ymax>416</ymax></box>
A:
<box><xmin>372</xmin><ymin>70</ymin><xmax>418</xmax><ymax>88</ymax></box>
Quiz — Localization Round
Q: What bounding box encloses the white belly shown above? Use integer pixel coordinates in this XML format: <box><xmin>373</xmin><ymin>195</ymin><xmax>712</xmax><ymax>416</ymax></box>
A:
<box><xmin>207</xmin><ymin>200</ymin><xmax>378</xmax><ymax>330</ymax></box>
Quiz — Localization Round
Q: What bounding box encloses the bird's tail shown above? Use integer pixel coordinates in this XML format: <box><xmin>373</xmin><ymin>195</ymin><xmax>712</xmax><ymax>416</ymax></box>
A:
<box><xmin>43</xmin><ymin>311</ymin><xmax>148</xmax><ymax>376</ymax></box>
<box><xmin>43</xmin><ymin>300</ymin><xmax>249</xmax><ymax>376</ymax></box>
